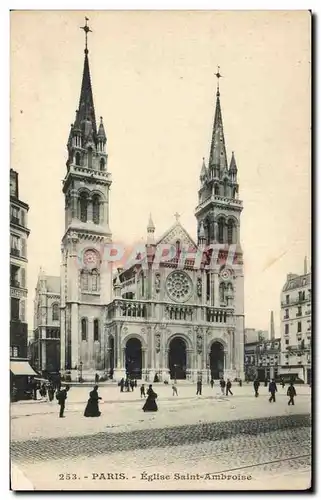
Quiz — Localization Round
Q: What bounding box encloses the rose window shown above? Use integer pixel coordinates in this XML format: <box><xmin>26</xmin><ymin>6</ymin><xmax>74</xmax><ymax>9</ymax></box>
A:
<box><xmin>166</xmin><ymin>271</ymin><xmax>193</xmax><ymax>303</ymax></box>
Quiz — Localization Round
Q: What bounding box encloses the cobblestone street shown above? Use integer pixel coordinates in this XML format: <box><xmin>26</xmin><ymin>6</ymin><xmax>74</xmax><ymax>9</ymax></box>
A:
<box><xmin>11</xmin><ymin>385</ymin><xmax>311</xmax><ymax>491</ymax></box>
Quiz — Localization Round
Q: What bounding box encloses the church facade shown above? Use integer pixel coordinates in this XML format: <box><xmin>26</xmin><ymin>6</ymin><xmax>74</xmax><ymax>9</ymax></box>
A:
<box><xmin>59</xmin><ymin>24</ymin><xmax>245</xmax><ymax>383</ymax></box>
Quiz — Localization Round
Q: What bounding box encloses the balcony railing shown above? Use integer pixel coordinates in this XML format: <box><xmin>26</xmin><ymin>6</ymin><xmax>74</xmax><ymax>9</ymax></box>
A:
<box><xmin>281</xmin><ymin>297</ymin><xmax>310</xmax><ymax>307</ymax></box>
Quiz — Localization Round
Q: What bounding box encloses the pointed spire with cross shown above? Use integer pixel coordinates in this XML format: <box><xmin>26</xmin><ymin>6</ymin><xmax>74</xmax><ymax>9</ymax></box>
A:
<box><xmin>215</xmin><ymin>65</ymin><xmax>222</xmax><ymax>95</ymax></box>
<box><xmin>80</xmin><ymin>16</ymin><xmax>92</xmax><ymax>54</ymax></box>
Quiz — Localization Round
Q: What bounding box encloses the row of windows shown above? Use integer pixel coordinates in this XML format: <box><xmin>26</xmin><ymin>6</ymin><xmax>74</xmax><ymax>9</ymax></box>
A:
<box><xmin>10</xmin><ymin>234</ymin><xmax>27</xmax><ymax>257</ymax></box>
<box><xmin>284</xmin><ymin>321</ymin><xmax>305</xmax><ymax>335</ymax></box>
<box><xmin>203</xmin><ymin>219</ymin><xmax>237</xmax><ymax>245</ymax></box>
<box><xmin>79</xmin><ymin>194</ymin><xmax>101</xmax><ymax>224</ymax></box>
<box><xmin>75</xmin><ymin>150</ymin><xmax>106</xmax><ymax>171</ymax></box>
<box><xmin>284</xmin><ymin>290</ymin><xmax>310</xmax><ymax>304</ymax></box>
<box><xmin>284</xmin><ymin>305</ymin><xmax>306</xmax><ymax>318</ymax></box>
<box><xmin>81</xmin><ymin>318</ymin><xmax>100</xmax><ymax>342</ymax></box>
<box><xmin>81</xmin><ymin>270</ymin><xmax>100</xmax><ymax>292</ymax></box>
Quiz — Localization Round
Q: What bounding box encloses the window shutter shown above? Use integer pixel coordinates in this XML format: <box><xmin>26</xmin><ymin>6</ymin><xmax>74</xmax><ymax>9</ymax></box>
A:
<box><xmin>20</xmin><ymin>268</ymin><xmax>26</xmax><ymax>288</ymax></box>
<box><xmin>21</xmin><ymin>239</ymin><xmax>26</xmax><ymax>258</ymax></box>
<box><xmin>20</xmin><ymin>300</ymin><xmax>25</xmax><ymax>321</ymax></box>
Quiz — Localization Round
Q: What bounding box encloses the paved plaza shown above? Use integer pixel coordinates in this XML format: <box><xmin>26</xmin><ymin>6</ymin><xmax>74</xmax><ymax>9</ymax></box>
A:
<box><xmin>11</xmin><ymin>383</ymin><xmax>312</xmax><ymax>491</ymax></box>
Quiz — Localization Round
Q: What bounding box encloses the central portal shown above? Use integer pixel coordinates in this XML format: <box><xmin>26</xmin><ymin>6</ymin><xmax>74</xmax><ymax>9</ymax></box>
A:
<box><xmin>125</xmin><ymin>338</ymin><xmax>142</xmax><ymax>379</ymax></box>
<box><xmin>168</xmin><ymin>337</ymin><xmax>187</xmax><ymax>380</ymax></box>
<box><xmin>210</xmin><ymin>341</ymin><xmax>224</xmax><ymax>379</ymax></box>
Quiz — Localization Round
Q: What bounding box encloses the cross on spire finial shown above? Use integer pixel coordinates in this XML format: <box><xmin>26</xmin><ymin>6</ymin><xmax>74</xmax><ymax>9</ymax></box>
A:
<box><xmin>174</xmin><ymin>212</ymin><xmax>180</xmax><ymax>222</ymax></box>
<box><xmin>215</xmin><ymin>65</ymin><xmax>222</xmax><ymax>95</ymax></box>
<box><xmin>80</xmin><ymin>17</ymin><xmax>92</xmax><ymax>54</ymax></box>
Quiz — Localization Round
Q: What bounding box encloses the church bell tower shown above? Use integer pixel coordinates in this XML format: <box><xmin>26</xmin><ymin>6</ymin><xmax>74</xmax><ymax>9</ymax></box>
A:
<box><xmin>60</xmin><ymin>19</ymin><xmax>113</xmax><ymax>376</ymax></box>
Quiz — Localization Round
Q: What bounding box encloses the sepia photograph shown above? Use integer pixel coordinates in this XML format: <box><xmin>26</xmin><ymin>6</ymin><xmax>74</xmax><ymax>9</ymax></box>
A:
<box><xmin>9</xmin><ymin>10</ymin><xmax>311</xmax><ymax>491</ymax></box>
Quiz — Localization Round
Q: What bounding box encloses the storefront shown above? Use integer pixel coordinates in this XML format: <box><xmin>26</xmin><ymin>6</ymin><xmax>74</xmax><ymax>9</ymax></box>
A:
<box><xmin>10</xmin><ymin>359</ymin><xmax>38</xmax><ymax>401</ymax></box>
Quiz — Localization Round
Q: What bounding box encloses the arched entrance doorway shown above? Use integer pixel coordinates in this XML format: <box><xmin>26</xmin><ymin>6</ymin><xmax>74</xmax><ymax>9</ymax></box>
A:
<box><xmin>210</xmin><ymin>342</ymin><xmax>224</xmax><ymax>379</ymax></box>
<box><xmin>125</xmin><ymin>338</ymin><xmax>142</xmax><ymax>379</ymax></box>
<box><xmin>108</xmin><ymin>337</ymin><xmax>114</xmax><ymax>379</ymax></box>
<box><xmin>168</xmin><ymin>337</ymin><xmax>187</xmax><ymax>380</ymax></box>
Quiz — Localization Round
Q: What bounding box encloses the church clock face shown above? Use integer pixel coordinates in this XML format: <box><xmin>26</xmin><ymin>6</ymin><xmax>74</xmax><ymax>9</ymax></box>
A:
<box><xmin>83</xmin><ymin>249</ymin><xmax>98</xmax><ymax>267</ymax></box>
<box><xmin>166</xmin><ymin>270</ymin><xmax>193</xmax><ymax>303</ymax></box>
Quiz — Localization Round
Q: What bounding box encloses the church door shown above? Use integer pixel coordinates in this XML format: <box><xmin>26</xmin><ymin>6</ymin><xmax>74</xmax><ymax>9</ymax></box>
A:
<box><xmin>210</xmin><ymin>341</ymin><xmax>224</xmax><ymax>379</ymax></box>
<box><xmin>168</xmin><ymin>337</ymin><xmax>187</xmax><ymax>380</ymax></box>
<box><xmin>125</xmin><ymin>338</ymin><xmax>142</xmax><ymax>379</ymax></box>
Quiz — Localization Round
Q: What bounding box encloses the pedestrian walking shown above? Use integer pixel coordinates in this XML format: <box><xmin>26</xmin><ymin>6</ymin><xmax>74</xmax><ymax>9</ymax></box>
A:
<box><xmin>281</xmin><ymin>378</ymin><xmax>285</xmax><ymax>389</ymax></box>
<box><xmin>226</xmin><ymin>379</ymin><xmax>233</xmax><ymax>396</ymax></box>
<box><xmin>142</xmin><ymin>384</ymin><xmax>158</xmax><ymax>412</ymax></box>
<box><xmin>95</xmin><ymin>373</ymin><xmax>99</xmax><ymax>384</ymax></box>
<box><xmin>119</xmin><ymin>378</ymin><xmax>125</xmax><ymax>392</ymax></box>
<box><xmin>219</xmin><ymin>378</ymin><xmax>226</xmax><ymax>395</ymax></box>
<box><xmin>253</xmin><ymin>379</ymin><xmax>260</xmax><ymax>397</ymax></box>
<box><xmin>134</xmin><ymin>379</ymin><xmax>137</xmax><ymax>388</ymax></box>
<box><xmin>268</xmin><ymin>379</ymin><xmax>277</xmax><ymax>403</ymax></box>
<box><xmin>210</xmin><ymin>379</ymin><xmax>214</xmax><ymax>389</ymax></box>
<box><xmin>196</xmin><ymin>380</ymin><xmax>202</xmax><ymax>396</ymax></box>
<box><xmin>48</xmin><ymin>383</ymin><xmax>55</xmax><ymax>402</ymax></box>
<box><xmin>56</xmin><ymin>387</ymin><xmax>69</xmax><ymax>418</ymax></box>
<box><xmin>125</xmin><ymin>379</ymin><xmax>130</xmax><ymax>392</ymax></box>
<box><xmin>84</xmin><ymin>385</ymin><xmax>102</xmax><ymax>417</ymax></box>
<box><xmin>140</xmin><ymin>384</ymin><xmax>146</xmax><ymax>398</ymax></box>
<box><xmin>172</xmin><ymin>383</ymin><xmax>178</xmax><ymax>396</ymax></box>
<box><xmin>130</xmin><ymin>379</ymin><xmax>135</xmax><ymax>392</ymax></box>
<box><xmin>287</xmin><ymin>383</ymin><xmax>296</xmax><ymax>405</ymax></box>
<box><xmin>264</xmin><ymin>378</ymin><xmax>268</xmax><ymax>387</ymax></box>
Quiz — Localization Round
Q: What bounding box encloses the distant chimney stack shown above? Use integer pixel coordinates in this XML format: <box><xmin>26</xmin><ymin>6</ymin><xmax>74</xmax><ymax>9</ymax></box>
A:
<box><xmin>270</xmin><ymin>311</ymin><xmax>275</xmax><ymax>341</ymax></box>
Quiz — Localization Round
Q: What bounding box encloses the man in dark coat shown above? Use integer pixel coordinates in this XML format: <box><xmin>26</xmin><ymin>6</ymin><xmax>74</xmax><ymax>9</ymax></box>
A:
<box><xmin>120</xmin><ymin>378</ymin><xmax>124</xmax><ymax>392</ymax></box>
<box><xmin>281</xmin><ymin>378</ymin><xmax>285</xmax><ymax>389</ymax></box>
<box><xmin>226</xmin><ymin>379</ymin><xmax>233</xmax><ymax>396</ymax></box>
<box><xmin>253</xmin><ymin>379</ymin><xmax>260</xmax><ymax>397</ymax></box>
<box><xmin>140</xmin><ymin>384</ymin><xmax>146</xmax><ymax>398</ymax></box>
<box><xmin>130</xmin><ymin>379</ymin><xmax>135</xmax><ymax>392</ymax></box>
<box><xmin>196</xmin><ymin>380</ymin><xmax>202</xmax><ymax>396</ymax></box>
<box><xmin>268</xmin><ymin>379</ymin><xmax>277</xmax><ymax>403</ymax></box>
<box><xmin>287</xmin><ymin>383</ymin><xmax>297</xmax><ymax>405</ymax></box>
<box><xmin>48</xmin><ymin>383</ymin><xmax>55</xmax><ymax>402</ymax></box>
<box><xmin>142</xmin><ymin>385</ymin><xmax>158</xmax><ymax>412</ymax></box>
<box><xmin>56</xmin><ymin>387</ymin><xmax>69</xmax><ymax>418</ymax></box>
<box><xmin>210</xmin><ymin>379</ymin><xmax>214</xmax><ymax>389</ymax></box>
<box><xmin>219</xmin><ymin>378</ymin><xmax>226</xmax><ymax>395</ymax></box>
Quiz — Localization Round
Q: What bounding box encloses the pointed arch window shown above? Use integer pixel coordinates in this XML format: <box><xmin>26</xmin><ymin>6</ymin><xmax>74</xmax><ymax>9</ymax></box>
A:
<box><xmin>214</xmin><ymin>184</ymin><xmax>220</xmax><ymax>196</ymax></box>
<box><xmin>79</xmin><ymin>193</ymin><xmax>88</xmax><ymax>222</ymax></box>
<box><xmin>223</xmin><ymin>180</ymin><xmax>228</xmax><ymax>197</ymax></box>
<box><xmin>100</xmin><ymin>158</ymin><xmax>105</xmax><ymax>171</ymax></box>
<box><xmin>219</xmin><ymin>282</ymin><xmax>226</xmax><ymax>303</ymax></box>
<box><xmin>141</xmin><ymin>272</ymin><xmax>145</xmax><ymax>297</ymax></box>
<box><xmin>91</xmin><ymin>269</ymin><xmax>99</xmax><ymax>292</ymax></box>
<box><xmin>75</xmin><ymin>152</ymin><xmax>81</xmax><ymax>166</ymax></box>
<box><xmin>218</xmin><ymin>218</ymin><xmax>225</xmax><ymax>243</ymax></box>
<box><xmin>92</xmin><ymin>195</ymin><xmax>100</xmax><ymax>225</ymax></box>
<box><xmin>81</xmin><ymin>270</ymin><xmax>89</xmax><ymax>291</ymax></box>
<box><xmin>176</xmin><ymin>240</ymin><xmax>181</xmax><ymax>259</ymax></box>
<box><xmin>94</xmin><ymin>319</ymin><xmax>99</xmax><ymax>342</ymax></box>
<box><xmin>81</xmin><ymin>318</ymin><xmax>88</xmax><ymax>341</ymax></box>
<box><xmin>88</xmin><ymin>147</ymin><xmax>93</xmax><ymax>168</ymax></box>
<box><xmin>227</xmin><ymin>220</ymin><xmax>234</xmax><ymax>244</ymax></box>
<box><xmin>52</xmin><ymin>303</ymin><xmax>59</xmax><ymax>321</ymax></box>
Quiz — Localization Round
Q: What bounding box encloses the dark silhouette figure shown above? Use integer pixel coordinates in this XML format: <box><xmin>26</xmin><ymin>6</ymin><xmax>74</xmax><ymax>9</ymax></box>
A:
<box><xmin>142</xmin><ymin>385</ymin><xmax>158</xmax><ymax>412</ymax></box>
<box><xmin>281</xmin><ymin>378</ymin><xmax>285</xmax><ymax>389</ymax></box>
<box><xmin>125</xmin><ymin>379</ymin><xmax>130</xmax><ymax>392</ymax></box>
<box><xmin>264</xmin><ymin>378</ymin><xmax>268</xmax><ymax>387</ymax></box>
<box><xmin>130</xmin><ymin>379</ymin><xmax>135</xmax><ymax>392</ymax></box>
<box><xmin>253</xmin><ymin>379</ymin><xmax>260</xmax><ymax>397</ymax></box>
<box><xmin>196</xmin><ymin>380</ymin><xmax>202</xmax><ymax>396</ymax></box>
<box><xmin>140</xmin><ymin>384</ymin><xmax>146</xmax><ymax>398</ymax></box>
<box><xmin>219</xmin><ymin>378</ymin><xmax>226</xmax><ymax>395</ymax></box>
<box><xmin>48</xmin><ymin>384</ymin><xmax>55</xmax><ymax>402</ymax></box>
<box><xmin>120</xmin><ymin>378</ymin><xmax>124</xmax><ymax>392</ymax></box>
<box><xmin>84</xmin><ymin>386</ymin><xmax>102</xmax><ymax>417</ymax></box>
<box><xmin>172</xmin><ymin>384</ymin><xmax>178</xmax><ymax>396</ymax></box>
<box><xmin>226</xmin><ymin>379</ymin><xmax>233</xmax><ymax>396</ymax></box>
<box><xmin>95</xmin><ymin>373</ymin><xmax>99</xmax><ymax>384</ymax></box>
<box><xmin>268</xmin><ymin>379</ymin><xmax>277</xmax><ymax>403</ymax></box>
<box><xmin>134</xmin><ymin>379</ymin><xmax>137</xmax><ymax>388</ymax></box>
<box><xmin>56</xmin><ymin>387</ymin><xmax>69</xmax><ymax>417</ymax></box>
<box><xmin>153</xmin><ymin>373</ymin><xmax>159</xmax><ymax>383</ymax></box>
<box><xmin>239</xmin><ymin>379</ymin><xmax>242</xmax><ymax>387</ymax></box>
<box><xmin>210</xmin><ymin>379</ymin><xmax>214</xmax><ymax>389</ymax></box>
<box><xmin>287</xmin><ymin>383</ymin><xmax>296</xmax><ymax>405</ymax></box>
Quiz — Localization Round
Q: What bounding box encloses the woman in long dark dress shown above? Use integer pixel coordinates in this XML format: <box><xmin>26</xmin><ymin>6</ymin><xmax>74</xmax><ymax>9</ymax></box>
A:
<box><xmin>84</xmin><ymin>385</ymin><xmax>102</xmax><ymax>417</ymax></box>
<box><xmin>142</xmin><ymin>384</ymin><xmax>158</xmax><ymax>412</ymax></box>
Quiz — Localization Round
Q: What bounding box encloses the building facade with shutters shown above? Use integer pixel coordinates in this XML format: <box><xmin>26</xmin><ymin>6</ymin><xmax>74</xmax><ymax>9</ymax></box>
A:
<box><xmin>10</xmin><ymin>169</ymin><xmax>30</xmax><ymax>360</ymax></box>
<box><xmin>279</xmin><ymin>264</ymin><xmax>312</xmax><ymax>384</ymax></box>
<box><xmin>30</xmin><ymin>271</ymin><xmax>61</xmax><ymax>373</ymax></box>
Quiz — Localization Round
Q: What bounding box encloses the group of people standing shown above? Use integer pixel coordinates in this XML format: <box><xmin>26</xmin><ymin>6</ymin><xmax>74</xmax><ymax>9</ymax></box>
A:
<box><xmin>119</xmin><ymin>378</ymin><xmax>138</xmax><ymax>392</ymax></box>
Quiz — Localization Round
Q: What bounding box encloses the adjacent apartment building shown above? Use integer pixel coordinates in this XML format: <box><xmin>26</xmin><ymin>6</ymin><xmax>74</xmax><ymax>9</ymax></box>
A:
<box><xmin>10</xmin><ymin>169</ymin><xmax>36</xmax><ymax>396</ymax></box>
<box><xmin>279</xmin><ymin>260</ymin><xmax>312</xmax><ymax>384</ymax></box>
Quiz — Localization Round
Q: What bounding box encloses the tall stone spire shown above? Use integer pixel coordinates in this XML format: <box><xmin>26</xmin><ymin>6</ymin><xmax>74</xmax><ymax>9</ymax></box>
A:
<box><xmin>73</xmin><ymin>42</ymin><xmax>97</xmax><ymax>142</ymax></box>
<box><xmin>208</xmin><ymin>68</ymin><xmax>228</xmax><ymax>176</ymax></box>
<box><xmin>147</xmin><ymin>213</ymin><xmax>155</xmax><ymax>244</ymax></box>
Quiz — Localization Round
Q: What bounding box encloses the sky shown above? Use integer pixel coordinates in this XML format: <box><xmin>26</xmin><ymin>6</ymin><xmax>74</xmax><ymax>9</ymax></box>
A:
<box><xmin>10</xmin><ymin>10</ymin><xmax>311</xmax><ymax>334</ymax></box>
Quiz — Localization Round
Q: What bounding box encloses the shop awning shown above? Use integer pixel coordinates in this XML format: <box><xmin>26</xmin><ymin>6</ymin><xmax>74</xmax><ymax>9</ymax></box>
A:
<box><xmin>10</xmin><ymin>361</ymin><xmax>37</xmax><ymax>376</ymax></box>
